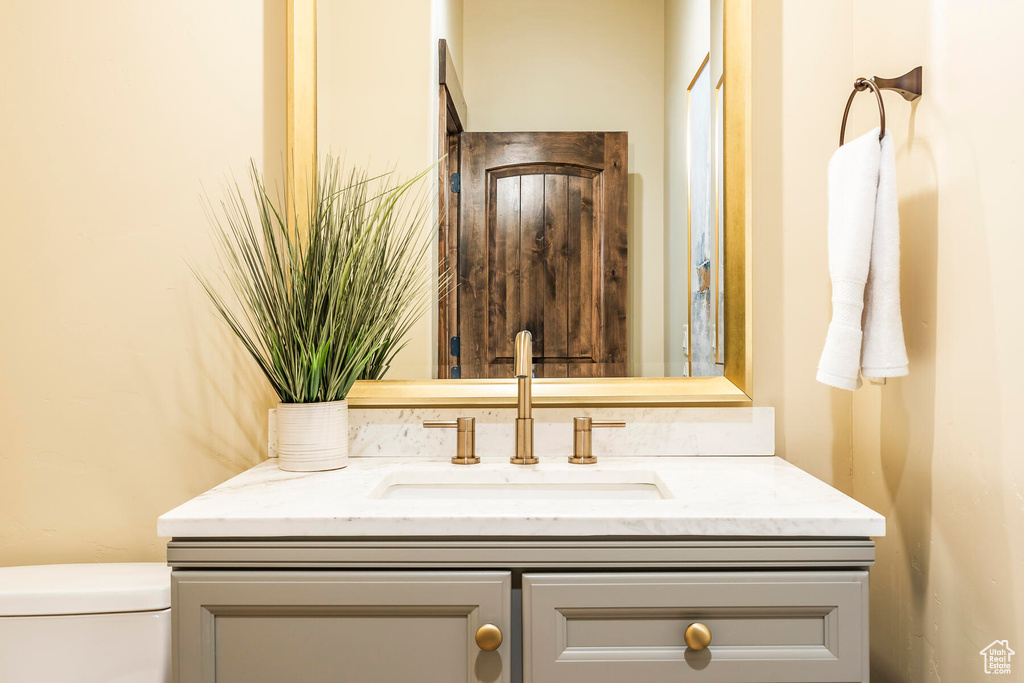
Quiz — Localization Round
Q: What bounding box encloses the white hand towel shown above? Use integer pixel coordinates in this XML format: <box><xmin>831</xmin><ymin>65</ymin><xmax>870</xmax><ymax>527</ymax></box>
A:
<box><xmin>861</xmin><ymin>132</ymin><xmax>909</xmax><ymax>378</ymax></box>
<box><xmin>816</xmin><ymin>128</ymin><xmax>881</xmax><ymax>390</ymax></box>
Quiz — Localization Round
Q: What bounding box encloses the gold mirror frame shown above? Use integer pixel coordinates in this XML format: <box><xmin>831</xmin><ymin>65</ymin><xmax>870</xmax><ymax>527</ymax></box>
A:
<box><xmin>285</xmin><ymin>0</ymin><xmax>751</xmax><ymax>408</ymax></box>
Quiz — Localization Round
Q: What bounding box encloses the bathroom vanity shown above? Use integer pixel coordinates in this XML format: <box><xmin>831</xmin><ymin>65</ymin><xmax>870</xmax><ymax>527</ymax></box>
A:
<box><xmin>155</xmin><ymin>0</ymin><xmax>883</xmax><ymax>679</ymax></box>
<box><xmin>159</xmin><ymin>456</ymin><xmax>883</xmax><ymax>683</ymax></box>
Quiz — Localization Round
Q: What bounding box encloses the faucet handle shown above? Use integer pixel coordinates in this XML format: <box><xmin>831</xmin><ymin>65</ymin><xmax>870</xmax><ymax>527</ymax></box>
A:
<box><xmin>569</xmin><ymin>417</ymin><xmax>625</xmax><ymax>464</ymax></box>
<box><xmin>423</xmin><ymin>417</ymin><xmax>479</xmax><ymax>465</ymax></box>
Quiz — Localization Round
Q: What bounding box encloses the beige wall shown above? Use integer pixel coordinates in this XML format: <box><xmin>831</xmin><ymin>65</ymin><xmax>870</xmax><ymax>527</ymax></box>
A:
<box><xmin>754</xmin><ymin>1</ymin><xmax>1024</xmax><ymax>680</ymax></box>
<box><xmin>317</xmin><ymin>0</ymin><xmax>436</xmax><ymax>380</ymax></box>
<box><xmin>750</xmin><ymin>0</ymin><xmax>855</xmax><ymax>483</ymax></box>
<box><xmin>317</xmin><ymin>0</ymin><xmax>432</xmax><ymax>170</ymax></box>
<box><xmin>849</xmin><ymin>1</ymin><xmax>1024</xmax><ymax>678</ymax></box>
<box><xmin>432</xmin><ymin>0</ymin><xmax>464</xmax><ymax>78</ymax></box>
<box><xmin>0</xmin><ymin>1</ymin><xmax>285</xmax><ymax>565</ymax></box>
<box><xmin>462</xmin><ymin>0</ymin><xmax>667</xmax><ymax>376</ymax></box>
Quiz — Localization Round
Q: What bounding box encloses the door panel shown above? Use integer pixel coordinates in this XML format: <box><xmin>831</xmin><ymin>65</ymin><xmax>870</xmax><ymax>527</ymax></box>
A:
<box><xmin>566</xmin><ymin>173</ymin><xmax>599</xmax><ymax>377</ymax></box>
<box><xmin>488</xmin><ymin>174</ymin><xmax>521</xmax><ymax>375</ymax></box>
<box><xmin>174</xmin><ymin>570</ymin><xmax>511</xmax><ymax>683</ymax></box>
<box><xmin>458</xmin><ymin>132</ymin><xmax>627</xmax><ymax>379</ymax></box>
<box><xmin>522</xmin><ymin>173</ymin><xmax>567</xmax><ymax>378</ymax></box>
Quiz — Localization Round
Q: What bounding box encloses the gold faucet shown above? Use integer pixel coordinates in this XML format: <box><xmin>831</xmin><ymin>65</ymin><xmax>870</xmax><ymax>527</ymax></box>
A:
<box><xmin>511</xmin><ymin>330</ymin><xmax>538</xmax><ymax>465</ymax></box>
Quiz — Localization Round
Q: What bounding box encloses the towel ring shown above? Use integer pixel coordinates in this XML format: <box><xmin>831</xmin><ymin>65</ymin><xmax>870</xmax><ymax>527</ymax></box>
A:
<box><xmin>839</xmin><ymin>78</ymin><xmax>885</xmax><ymax>146</ymax></box>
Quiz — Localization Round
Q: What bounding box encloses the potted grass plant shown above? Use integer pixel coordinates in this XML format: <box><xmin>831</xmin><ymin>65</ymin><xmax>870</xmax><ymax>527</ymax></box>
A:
<box><xmin>197</xmin><ymin>156</ymin><xmax>433</xmax><ymax>471</ymax></box>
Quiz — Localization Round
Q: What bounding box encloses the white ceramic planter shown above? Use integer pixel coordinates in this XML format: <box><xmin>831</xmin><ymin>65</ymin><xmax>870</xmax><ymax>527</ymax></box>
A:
<box><xmin>269</xmin><ymin>400</ymin><xmax>349</xmax><ymax>472</ymax></box>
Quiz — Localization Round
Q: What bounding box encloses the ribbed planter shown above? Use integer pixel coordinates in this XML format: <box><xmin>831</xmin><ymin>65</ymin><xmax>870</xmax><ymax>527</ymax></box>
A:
<box><xmin>269</xmin><ymin>400</ymin><xmax>349</xmax><ymax>472</ymax></box>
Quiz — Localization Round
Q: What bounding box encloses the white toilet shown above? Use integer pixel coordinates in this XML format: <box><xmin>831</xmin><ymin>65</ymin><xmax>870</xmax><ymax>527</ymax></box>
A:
<box><xmin>0</xmin><ymin>563</ymin><xmax>171</xmax><ymax>682</ymax></box>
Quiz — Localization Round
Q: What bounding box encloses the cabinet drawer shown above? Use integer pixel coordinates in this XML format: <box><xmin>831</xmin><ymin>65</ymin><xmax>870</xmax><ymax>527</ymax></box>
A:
<box><xmin>523</xmin><ymin>571</ymin><xmax>868</xmax><ymax>683</ymax></box>
<box><xmin>173</xmin><ymin>570</ymin><xmax>511</xmax><ymax>683</ymax></box>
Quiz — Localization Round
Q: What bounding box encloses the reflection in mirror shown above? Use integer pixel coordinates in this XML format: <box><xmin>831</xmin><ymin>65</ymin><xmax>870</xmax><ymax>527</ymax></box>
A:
<box><xmin>715</xmin><ymin>73</ymin><xmax>726</xmax><ymax>364</ymax></box>
<box><xmin>687</xmin><ymin>55</ymin><xmax>714</xmax><ymax>376</ymax></box>
<box><xmin>320</xmin><ymin>0</ymin><xmax>727</xmax><ymax>382</ymax></box>
<box><xmin>437</xmin><ymin>0</ymin><xmax>726</xmax><ymax>380</ymax></box>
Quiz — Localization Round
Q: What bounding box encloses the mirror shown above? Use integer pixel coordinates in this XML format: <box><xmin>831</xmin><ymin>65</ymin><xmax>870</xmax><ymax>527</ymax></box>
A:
<box><xmin>302</xmin><ymin>0</ymin><xmax>749</xmax><ymax>404</ymax></box>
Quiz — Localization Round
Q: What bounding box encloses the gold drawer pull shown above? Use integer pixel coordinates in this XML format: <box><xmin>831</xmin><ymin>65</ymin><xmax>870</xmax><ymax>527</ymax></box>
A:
<box><xmin>684</xmin><ymin>622</ymin><xmax>712</xmax><ymax>650</ymax></box>
<box><xmin>475</xmin><ymin>623</ymin><xmax>503</xmax><ymax>651</ymax></box>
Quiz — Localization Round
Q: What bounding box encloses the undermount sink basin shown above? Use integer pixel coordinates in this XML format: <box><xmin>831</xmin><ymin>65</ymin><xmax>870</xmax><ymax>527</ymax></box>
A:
<box><xmin>370</xmin><ymin>469</ymin><xmax>672</xmax><ymax>501</ymax></box>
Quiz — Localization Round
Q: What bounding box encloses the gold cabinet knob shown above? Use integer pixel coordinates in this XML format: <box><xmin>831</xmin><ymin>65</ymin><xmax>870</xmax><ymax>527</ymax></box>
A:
<box><xmin>684</xmin><ymin>622</ymin><xmax>712</xmax><ymax>650</ymax></box>
<box><xmin>475</xmin><ymin>623</ymin><xmax>503</xmax><ymax>651</ymax></box>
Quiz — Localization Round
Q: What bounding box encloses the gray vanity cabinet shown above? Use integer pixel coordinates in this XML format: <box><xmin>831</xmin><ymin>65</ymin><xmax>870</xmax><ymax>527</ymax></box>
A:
<box><xmin>172</xmin><ymin>570</ymin><xmax>511</xmax><ymax>683</ymax></box>
<box><xmin>523</xmin><ymin>571</ymin><xmax>869</xmax><ymax>683</ymax></box>
<box><xmin>168</xmin><ymin>538</ymin><xmax>876</xmax><ymax>683</ymax></box>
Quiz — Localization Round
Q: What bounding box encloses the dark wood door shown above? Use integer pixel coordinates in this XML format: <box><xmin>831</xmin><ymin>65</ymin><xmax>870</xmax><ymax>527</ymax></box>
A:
<box><xmin>455</xmin><ymin>132</ymin><xmax>627</xmax><ymax>379</ymax></box>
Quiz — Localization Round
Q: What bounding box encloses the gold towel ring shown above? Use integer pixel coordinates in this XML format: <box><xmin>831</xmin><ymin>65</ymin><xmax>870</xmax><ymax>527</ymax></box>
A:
<box><xmin>839</xmin><ymin>78</ymin><xmax>885</xmax><ymax>146</ymax></box>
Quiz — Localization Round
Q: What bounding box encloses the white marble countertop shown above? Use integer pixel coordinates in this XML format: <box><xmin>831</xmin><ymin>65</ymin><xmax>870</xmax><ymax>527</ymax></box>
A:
<box><xmin>158</xmin><ymin>456</ymin><xmax>884</xmax><ymax>539</ymax></box>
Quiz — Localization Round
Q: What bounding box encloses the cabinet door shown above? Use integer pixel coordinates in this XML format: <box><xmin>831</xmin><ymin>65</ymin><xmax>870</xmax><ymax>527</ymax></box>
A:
<box><xmin>523</xmin><ymin>571</ymin><xmax>868</xmax><ymax>683</ymax></box>
<box><xmin>174</xmin><ymin>570</ymin><xmax>511</xmax><ymax>683</ymax></box>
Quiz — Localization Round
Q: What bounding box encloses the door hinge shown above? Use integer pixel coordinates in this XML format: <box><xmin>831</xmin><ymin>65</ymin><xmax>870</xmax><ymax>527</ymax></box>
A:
<box><xmin>450</xmin><ymin>172</ymin><xmax>461</xmax><ymax>193</ymax></box>
<box><xmin>450</xmin><ymin>336</ymin><xmax>460</xmax><ymax>358</ymax></box>
<box><xmin>451</xmin><ymin>366</ymin><xmax>461</xmax><ymax>379</ymax></box>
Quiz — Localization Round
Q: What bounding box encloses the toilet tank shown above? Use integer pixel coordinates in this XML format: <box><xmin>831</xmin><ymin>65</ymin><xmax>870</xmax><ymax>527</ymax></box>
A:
<box><xmin>0</xmin><ymin>563</ymin><xmax>171</xmax><ymax>683</ymax></box>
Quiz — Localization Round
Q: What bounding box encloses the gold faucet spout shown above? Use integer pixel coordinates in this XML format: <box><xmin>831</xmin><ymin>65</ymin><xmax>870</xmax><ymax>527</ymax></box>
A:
<box><xmin>511</xmin><ymin>330</ymin><xmax>538</xmax><ymax>464</ymax></box>
<box><xmin>514</xmin><ymin>330</ymin><xmax>532</xmax><ymax>378</ymax></box>
<box><xmin>514</xmin><ymin>331</ymin><xmax>532</xmax><ymax>419</ymax></box>
<box><xmin>516</xmin><ymin>376</ymin><xmax>532</xmax><ymax>419</ymax></box>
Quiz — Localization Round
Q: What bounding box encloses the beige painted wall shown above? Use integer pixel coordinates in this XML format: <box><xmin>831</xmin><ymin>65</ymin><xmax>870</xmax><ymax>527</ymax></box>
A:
<box><xmin>750</xmin><ymin>1</ymin><xmax>855</xmax><ymax>483</ymax></box>
<box><xmin>317</xmin><ymin>0</ymin><xmax>435</xmax><ymax>380</ymax></box>
<box><xmin>753</xmin><ymin>1</ymin><xmax>1024</xmax><ymax>680</ymax></box>
<box><xmin>432</xmin><ymin>0</ymin><xmax>464</xmax><ymax>78</ymax></box>
<box><xmin>848</xmin><ymin>1</ymin><xmax>1024</xmax><ymax>679</ymax></box>
<box><xmin>0</xmin><ymin>1</ymin><xmax>285</xmax><ymax>565</ymax></box>
<box><xmin>462</xmin><ymin>0</ymin><xmax>667</xmax><ymax>376</ymax></box>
